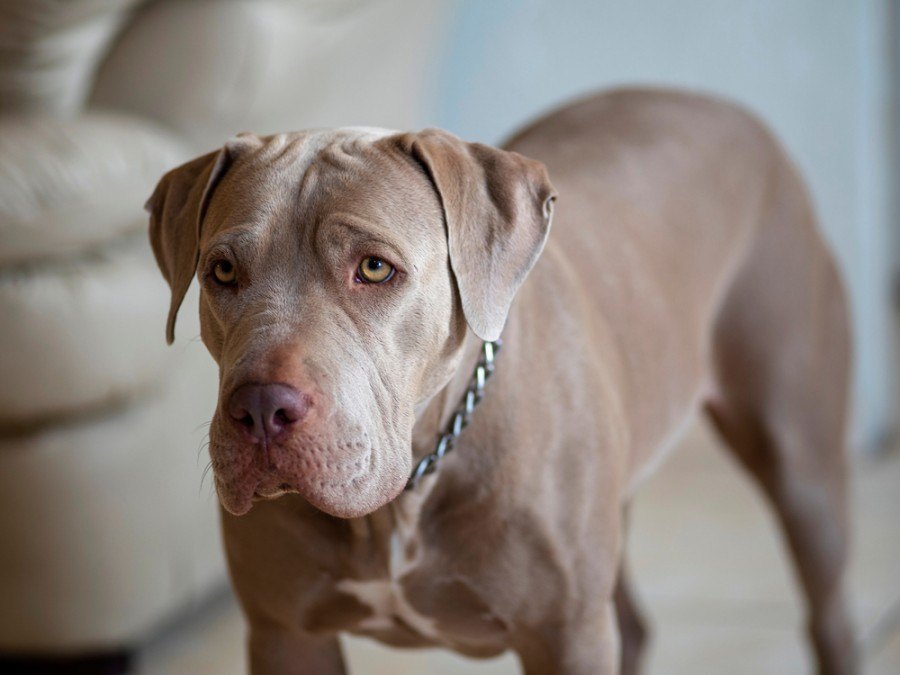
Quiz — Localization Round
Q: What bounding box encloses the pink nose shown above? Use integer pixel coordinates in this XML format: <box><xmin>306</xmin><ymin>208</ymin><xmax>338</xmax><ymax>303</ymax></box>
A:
<box><xmin>227</xmin><ymin>383</ymin><xmax>309</xmax><ymax>442</ymax></box>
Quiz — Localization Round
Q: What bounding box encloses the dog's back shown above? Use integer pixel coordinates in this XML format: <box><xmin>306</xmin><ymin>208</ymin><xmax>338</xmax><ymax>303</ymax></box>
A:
<box><xmin>504</xmin><ymin>88</ymin><xmax>848</xmax><ymax>481</ymax></box>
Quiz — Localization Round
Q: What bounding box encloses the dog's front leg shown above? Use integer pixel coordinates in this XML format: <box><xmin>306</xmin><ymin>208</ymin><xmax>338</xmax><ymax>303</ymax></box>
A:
<box><xmin>248</xmin><ymin>625</ymin><xmax>346</xmax><ymax>675</ymax></box>
<box><xmin>515</xmin><ymin>601</ymin><xmax>619</xmax><ymax>675</ymax></box>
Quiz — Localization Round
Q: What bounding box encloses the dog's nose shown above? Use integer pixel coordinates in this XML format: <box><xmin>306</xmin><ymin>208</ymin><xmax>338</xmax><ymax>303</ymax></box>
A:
<box><xmin>227</xmin><ymin>384</ymin><xmax>309</xmax><ymax>441</ymax></box>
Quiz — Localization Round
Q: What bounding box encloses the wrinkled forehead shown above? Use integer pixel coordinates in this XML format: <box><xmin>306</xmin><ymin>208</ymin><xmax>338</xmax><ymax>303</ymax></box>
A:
<box><xmin>201</xmin><ymin>128</ymin><xmax>444</xmax><ymax>254</ymax></box>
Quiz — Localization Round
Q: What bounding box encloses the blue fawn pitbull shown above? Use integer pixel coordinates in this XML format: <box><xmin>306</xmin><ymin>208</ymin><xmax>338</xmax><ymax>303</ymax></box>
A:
<box><xmin>147</xmin><ymin>89</ymin><xmax>856</xmax><ymax>674</ymax></box>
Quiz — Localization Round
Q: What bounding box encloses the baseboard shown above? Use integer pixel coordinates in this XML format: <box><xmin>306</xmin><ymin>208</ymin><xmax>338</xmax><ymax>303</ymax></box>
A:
<box><xmin>0</xmin><ymin>651</ymin><xmax>132</xmax><ymax>675</ymax></box>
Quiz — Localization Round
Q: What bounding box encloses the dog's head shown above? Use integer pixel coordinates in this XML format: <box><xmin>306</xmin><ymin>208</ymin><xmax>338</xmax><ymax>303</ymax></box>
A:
<box><xmin>147</xmin><ymin>128</ymin><xmax>555</xmax><ymax>518</ymax></box>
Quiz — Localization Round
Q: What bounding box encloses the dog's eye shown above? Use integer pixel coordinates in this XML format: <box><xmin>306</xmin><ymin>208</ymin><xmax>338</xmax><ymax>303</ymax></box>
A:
<box><xmin>357</xmin><ymin>256</ymin><xmax>395</xmax><ymax>284</ymax></box>
<box><xmin>212</xmin><ymin>260</ymin><xmax>237</xmax><ymax>285</ymax></box>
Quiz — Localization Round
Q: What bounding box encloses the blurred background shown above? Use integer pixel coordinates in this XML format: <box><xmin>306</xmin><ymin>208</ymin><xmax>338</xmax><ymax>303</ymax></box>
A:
<box><xmin>0</xmin><ymin>0</ymin><xmax>896</xmax><ymax>673</ymax></box>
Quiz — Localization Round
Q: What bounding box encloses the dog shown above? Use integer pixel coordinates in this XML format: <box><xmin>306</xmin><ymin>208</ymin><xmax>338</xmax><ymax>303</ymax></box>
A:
<box><xmin>147</xmin><ymin>88</ymin><xmax>856</xmax><ymax>674</ymax></box>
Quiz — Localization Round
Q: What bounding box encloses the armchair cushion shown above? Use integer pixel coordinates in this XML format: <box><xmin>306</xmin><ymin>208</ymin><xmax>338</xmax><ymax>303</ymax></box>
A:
<box><xmin>0</xmin><ymin>0</ymin><xmax>141</xmax><ymax>114</ymax></box>
<box><xmin>0</xmin><ymin>112</ymin><xmax>187</xmax><ymax>266</ymax></box>
<box><xmin>0</xmin><ymin>113</ymin><xmax>192</xmax><ymax>427</ymax></box>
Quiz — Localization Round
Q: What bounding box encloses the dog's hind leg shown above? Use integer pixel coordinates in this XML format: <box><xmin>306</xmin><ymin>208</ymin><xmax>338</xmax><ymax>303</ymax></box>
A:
<box><xmin>704</xmin><ymin>156</ymin><xmax>857</xmax><ymax>675</ymax></box>
<box><xmin>615</xmin><ymin>507</ymin><xmax>649</xmax><ymax>675</ymax></box>
<box><xmin>615</xmin><ymin>554</ymin><xmax>649</xmax><ymax>675</ymax></box>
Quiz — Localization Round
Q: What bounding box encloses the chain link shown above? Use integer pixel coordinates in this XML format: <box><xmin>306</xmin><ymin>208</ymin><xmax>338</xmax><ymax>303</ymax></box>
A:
<box><xmin>405</xmin><ymin>339</ymin><xmax>502</xmax><ymax>491</ymax></box>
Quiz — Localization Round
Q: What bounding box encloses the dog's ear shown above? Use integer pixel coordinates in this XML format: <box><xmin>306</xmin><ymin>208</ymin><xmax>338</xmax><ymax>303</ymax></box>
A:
<box><xmin>146</xmin><ymin>137</ymin><xmax>254</xmax><ymax>344</ymax></box>
<box><xmin>396</xmin><ymin>129</ymin><xmax>557</xmax><ymax>341</ymax></box>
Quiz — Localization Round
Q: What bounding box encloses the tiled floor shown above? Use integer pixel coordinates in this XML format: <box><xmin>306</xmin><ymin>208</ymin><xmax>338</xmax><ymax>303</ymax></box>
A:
<box><xmin>138</xmin><ymin>423</ymin><xmax>900</xmax><ymax>674</ymax></box>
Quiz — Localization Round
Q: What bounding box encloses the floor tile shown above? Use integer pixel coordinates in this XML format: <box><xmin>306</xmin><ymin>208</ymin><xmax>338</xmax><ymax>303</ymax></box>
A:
<box><xmin>137</xmin><ymin>595</ymin><xmax>244</xmax><ymax>675</ymax></box>
<box><xmin>344</xmin><ymin>636</ymin><xmax>518</xmax><ymax>674</ymax></box>
<box><xmin>869</xmin><ymin>623</ymin><xmax>900</xmax><ymax>675</ymax></box>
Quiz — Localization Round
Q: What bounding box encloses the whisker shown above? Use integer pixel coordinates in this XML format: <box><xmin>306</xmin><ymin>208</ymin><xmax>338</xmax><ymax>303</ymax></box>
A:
<box><xmin>199</xmin><ymin>459</ymin><xmax>215</xmax><ymax>495</ymax></box>
<box><xmin>196</xmin><ymin>433</ymin><xmax>210</xmax><ymax>464</ymax></box>
<box><xmin>192</xmin><ymin>419</ymin><xmax>213</xmax><ymax>433</ymax></box>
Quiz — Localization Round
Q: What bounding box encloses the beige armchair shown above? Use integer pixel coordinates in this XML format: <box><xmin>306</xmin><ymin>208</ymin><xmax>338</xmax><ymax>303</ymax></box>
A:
<box><xmin>0</xmin><ymin>0</ymin><xmax>444</xmax><ymax>669</ymax></box>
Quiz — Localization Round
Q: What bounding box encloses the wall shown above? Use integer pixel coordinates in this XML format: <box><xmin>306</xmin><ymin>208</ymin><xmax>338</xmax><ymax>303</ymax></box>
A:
<box><xmin>423</xmin><ymin>0</ymin><xmax>897</xmax><ymax>448</ymax></box>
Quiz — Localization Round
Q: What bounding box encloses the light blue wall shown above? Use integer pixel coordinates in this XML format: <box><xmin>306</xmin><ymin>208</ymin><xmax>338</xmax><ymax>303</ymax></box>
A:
<box><xmin>422</xmin><ymin>0</ymin><xmax>896</xmax><ymax>448</ymax></box>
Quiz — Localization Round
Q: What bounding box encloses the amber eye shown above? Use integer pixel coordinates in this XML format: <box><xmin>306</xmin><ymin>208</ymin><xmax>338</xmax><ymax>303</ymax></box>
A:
<box><xmin>357</xmin><ymin>256</ymin><xmax>395</xmax><ymax>284</ymax></box>
<box><xmin>212</xmin><ymin>259</ymin><xmax>237</xmax><ymax>285</ymax></box>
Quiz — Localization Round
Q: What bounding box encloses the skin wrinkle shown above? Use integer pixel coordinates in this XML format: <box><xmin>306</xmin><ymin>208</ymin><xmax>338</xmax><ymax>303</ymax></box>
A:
<box><xmin>320</xmin><ymin>217</ymin><xmax>411</xmax><ymax>274</ymax></box>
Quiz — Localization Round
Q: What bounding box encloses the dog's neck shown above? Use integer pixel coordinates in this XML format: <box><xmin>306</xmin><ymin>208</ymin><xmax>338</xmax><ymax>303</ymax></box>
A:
<box><xmin>365</xmin><ymin>332</ymin><xmax>494</xmax><ymax>549</ymax></box>
<box><xmin>408</xmin><ymin>330</ymin><xmax>495</xmax><ymax>489</ymax></box>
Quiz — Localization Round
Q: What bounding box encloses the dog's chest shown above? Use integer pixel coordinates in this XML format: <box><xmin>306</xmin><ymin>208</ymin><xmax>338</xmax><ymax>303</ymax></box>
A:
<box><xmin>335</xmin><ymin>524</ymin><xmax>439</xmax><ymax>640</ymax></box>
<box><xmin>327</xmin><ymin>493</ymin><xmax>508</xmax><ymax>653</ymax></box>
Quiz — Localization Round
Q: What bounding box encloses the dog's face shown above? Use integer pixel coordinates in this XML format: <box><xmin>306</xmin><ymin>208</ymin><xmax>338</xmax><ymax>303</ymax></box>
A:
<box><xmin>147</xmin><ymin>128</ymin><xmax>555</xmax><ymax>518</ymax></box>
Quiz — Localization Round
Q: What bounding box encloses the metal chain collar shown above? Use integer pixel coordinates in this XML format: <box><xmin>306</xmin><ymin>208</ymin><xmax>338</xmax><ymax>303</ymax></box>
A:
<box><xmin>405</xmin><ymin>339</ymin><xmax>502</xmax><ymax>491</ymax></box>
